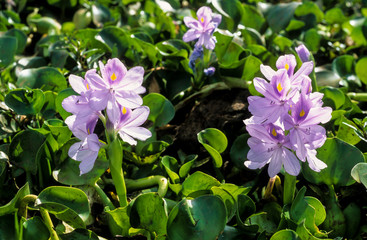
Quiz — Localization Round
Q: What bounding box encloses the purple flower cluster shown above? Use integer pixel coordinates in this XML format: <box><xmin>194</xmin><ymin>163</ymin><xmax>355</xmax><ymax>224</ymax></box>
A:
<box><xmin>183</xmin><ymin>6</ymin><xmax>221</xmax><ymax>50</ymax></box>
<box><xmin>244</xmin><ymin>45</ymin><xmax>332</xmax><ymax>178</ymax></box>
<box><xmin>62</xmin><ymin>58</ymin><xmax>152</xmax><ymax>175</ymax></box>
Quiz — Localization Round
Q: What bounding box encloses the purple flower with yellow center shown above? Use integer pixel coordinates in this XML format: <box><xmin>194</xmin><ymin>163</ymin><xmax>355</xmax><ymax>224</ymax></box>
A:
<box><xmin>183</xmin><ymin>6</ymin><xmax>222</xmax><ymax>50</ymax></box>
<box><xmin>112</xmin><ymin>105</ymin><xmax>152</xmax><ymax>146</ymax></box>
<box><xmin>284</xmin><ymin>92</ymin><xmax>332</xmax><ymax>161</ymax></box>
<box><xmin>88</xmin><ymin>58</ymin><xmax>145</xmax><ymax>123</ymax></box>
<box><xmin>244</xmin><ymin>118</ymin><xmax>301</xmax><ymax>177</ymax></box>
<box><xmin>248</xmin><ymin>69</ymin><xmax>293</xmax><ymax>124</ymax></box>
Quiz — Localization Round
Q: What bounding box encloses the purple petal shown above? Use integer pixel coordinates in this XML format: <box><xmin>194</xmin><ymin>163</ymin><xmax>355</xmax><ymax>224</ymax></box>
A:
<box><xmin>106</xmin><ymin>98</ymin><xmax>121</xmax><ymax>124</ymax></box>
<box><xmin>183</xmin><ymin>29</ymin><xmax>200</xmax><ymax>42</ymax></box>
<box><xmin>276</xmin><ymin>54</ymin><xmax>296</xmax><ymax>77</ymax></box>
<box><xmin>78</xmin><ymin>152</ymin><xmax>98</xmax><ymax>175</ymax></box>
<box><xmin>123</xmin><ymin>127</ymin><xmax>152</xmax><ymax>141</ymax></box>
<box><xmin>197</xmin><ymin>6</ymin><xmax>213</xmax><ymax>25</ymax></box>
<box><xmin>89</xmin><ymin>90</ymin><xmax>110</xmax><ymax>111</ymax></box>
<box><xmin>69</xmin><ymin>75</ymin><xmax>86</xmax><ymax>94</ymax></box>
<box><xmin>115</xmin><ymin>91</ymin><xmax>143</xmax><ymax>109</ymax></box>
<box><xmin>123</xmin><ymin>106</ymin><xmax>150</xmax><ymax>127</ymax></box>
<box><xmin>115</xmin><ymin>66</ymin><xmax>144</xmax><ymax>91</ymax></box>
<box><xmin>306</xmin><ymin>148</ymin><xmax>327</xmax><ymax>172</ymax></box>
<box><xmin>184</xmin><ymin>16</ymin><xmax>200</xmax><ymax>29</ymax></box>
<box><xmin>260</xmin><ymin>64</ymin><xmax>276</xmax><ymax>81</ymax></box>
<box><xmin>268</xmin><ymin>148</ymin><xmax>283</xmax><ymax>177</ymax></box>
<box><xmin>118</xmin><ymin>131</ymin><xmax>137</xmax><ymax>145</ymax></box>
<box><xmin>291</xmin><ymin>61</ymin><xmax>314</xmax><ymax>85</ymax></box>
<box><xmin>301</xmin><ymin>106</ymin><xmax>332</xmax><ymax>126</ymax></box>
<box><xmin>85</xmin><ymin>69</ymin><xmax>107</xmax><ymax>90</ymax></box>
<box><xmin>212</xmin><ymin>13</ymin><xmax>222</xmax><ymax>27</ymax></box>
<box><xmin>296</xmin><ymin>44</ymin><xmax>311</xmax><ymax>63</ymax></box>
<box><xmin>282</xmin><ymin>148</ymin><xmax>300</xmax><ymax>176</ymax></box>
<box><xmin>102</xmin><ymin>58</ymin><xmax>127</xmax><ymax>86</ymax></box>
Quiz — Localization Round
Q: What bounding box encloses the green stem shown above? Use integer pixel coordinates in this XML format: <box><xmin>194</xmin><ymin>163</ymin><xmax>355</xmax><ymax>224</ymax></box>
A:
<box><xmin>18</xmin><ymin>194</ymin><xmax>38</xmax><ymax>219</ymax></box>
<box><xmin>264</xmin><ymin>176</ymin><xmax>277</xmax><ymax>200</ymax></box>
<box><xmin>347</xmin><ymin>92</ymin><xmax>367</xmax><ymax>101</ymax></box>
<box><xmin>107</xmin><ymin>138</ymin><xmax>128</xmax><ymax>207</ymax></box>
<box><xmin>125</xmin><ymin>175</ymin><xmax>168</xmax><ymax>198</ymax></box>
<box><xmin>93</xmin><ymin>182</ymin><xmax>115</xmax><ymax>210</ymax></box>
<box><xmin>39</xmin><ymin>208</ymin><xmax>59</xmax><ymax>240</ymax></box>
<box><xmin>283</xmin><ymin>173</ymin><xmax>297</xmax><ymax>205</ymax></box>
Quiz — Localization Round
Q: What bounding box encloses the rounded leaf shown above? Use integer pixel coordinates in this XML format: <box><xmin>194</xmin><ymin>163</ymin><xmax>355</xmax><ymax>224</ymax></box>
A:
<box><xmin>143</xmin><ymin>93</ymin><xmax>175</xmax><ymax>128</ymax></box>
<box><xmin>5</xmin><ymin>89</ymin><xmax>45</xmax><ymax>115</ymax></box>
<box><xmin>197</xmin><ymin>128</ymin><xmax>228</xmax><ymax>168</ymax></box>
<box><xmin>0</xmin><ymin>36</ymin><xmax>17</xmax><ymax>68</ymax></box>
<box><xmin>167</xmin><ymin>195</ymin><xmax>227</xmax><ymax>240</ymax></box>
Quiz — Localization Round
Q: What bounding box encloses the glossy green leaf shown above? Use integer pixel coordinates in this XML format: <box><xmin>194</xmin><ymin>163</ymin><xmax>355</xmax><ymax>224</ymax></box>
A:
<box><xmin>5</xmin><ymin>89</ymin><xmax>45</xmax><ymax>115</ymax></box>
<box><xmin>92</xmin><ymin>3</ymin><xmax>111</xmax><ymax>27</ymax></box>
<box><xmin>230</xmin><ymin>134</ymin><xmax>250</xmax><ymax>170</ymax></box>
<box><xmin>181</xmin><ymin>171</ymin><xmax>220</xmax><ymax>197</ymax></box>
<box><xmin>302</xmin><ymin>138</ymin><xmax>365</xmax><ymax>187</ymax></box>
<box><xmin>325</xmin><ymin>8</ymin><xmax>346</xmax><ymax>24</ymax></box>
<box><xmin>0</xmin><ymin>183</ymin><xmax>29</xmax><ymax>216</ymax></box>
<box><xmin>343</xmin><ymin>202</ymin><xmax>361</xmax><ymax>238</ymax></box>
<box><xmin>28</xmin><ymin>16</ymin><xmax>61</xmax><ymax>35</ymax></box>
<box><xmin>270</xmin><ymin>229</ymin><xmax>300</xmax><ymax>240</ymax></box>
<box><xmin>351</xmin><ymin>162</ymin><xmax>367</xmax><ymax>189</ymax></box>
<box><xmin>9</xmin><ymin>130</ymin><xmax>46</xmax><ymax>174</ymax></box>
<box><xmin>106</xmin><ymin>206</ymin><xmax>131</xmax><ymax>237</ymax></box>
<box><xmin>265</xmin><ymin>2</ymin><xmax>301</xmax><ymax>33</ymax></box>
<box><xmin>47</xmin><ymin>0</ymin><xmax>77</xmax><ymax>7</ymax></box>
<box><xmin>355</xmin><ymin>57</ymin><xmax>367</xmax><ymax>85</ymax></box>
<box><xmin>319</xmin><ymin>87</ymin><xmax>345</xmax><ymax>109</ymax></box>
<box><xmin>273</xmin><ymin>35</ymin><xmax>293</xmax><ymax>51</ymax></box>
<box><xmin>161</xmin><ymin>156</ymin><xmax>180</xmax><ymax>184</ymax></box>
<box><xmin>4</xmin><ymin>29</ymin><xmax>27</xmax><ymax>54</ymax></box>
<box><xmin>178</xmin><ymin>155</ymin><xmax>197</xmax><ymax>178</ymax></box>
<box><xmin>125</xmin><ymin>141</ymin><xmax>170</xmax><ymax>165</ymax></box>
<box><xmin>286</xmin><ymin>19</ymin><xmax>305</xmax><ymax>31</ymax></box>
<box><xmin>0</xmin><ymin>213</ymin><xmax>18</xmax><ymax>240</ymax></box>
<box><xmin>167</xmin><ymin>195</ymin><xmax>227</xmax><ymax>240</ymax></box>
<box><xmin>17</xmin><ymin>67</ymin><xmax>67</xmax><ymax>92</ymax></box>
<box><xmin>241</xmin><ymin>4</ymin><xmax>265</xmax><ymax>32</ymax></box>
<box><xmin>304</xmin><ymin>29</ymin><xmax>321</xmax><ymax>52</ymax></box>
<box><xmin>332</xmin><ymin>55</ymin><xmax>355</xmax><ymax>78</ymax></box>
<box><xmin>143</xmin><ymin>93</ymin><xmax>175</xmax><ymax>128</ymax></box>
<box><xmin>336</xmin><ymin>117</ymin><xmax>362</xmax><ymax>145</ymax></box>
<box><xmin>59</xmin><ymin>229</ymin><xmax>99</xmax><ymax>240</ymax></box>
<box><xmin>211</xmin><ymin>0</ymin><xmax>244</xmax><ymax>32</ymax></box>
<box><xmin>130</xmin><ymin>192</ymin><xmax>167</xmax><ymax>235</ymax></box>
<box><xmin>35</xmin><ymin>186</ymin><xmax>90</xmax><ymax>229</ymax></box>
<box><xmin>197</xmin><ymin>128</ymin><xmax>228</xmax><ymax>168</ymax></box>
<box><xmin>0</xmin><ymin>36</ymin><xmax>17</xmax><ymax>68</ymax></box>
<box><xmin>236</xmin><ymin>194</ymin><xmax>256</xmax><ymax>231</ymax></box>
<box><xmin>22</xmin><ymin>216</ymin><xmax>50</xmax><ymax>240</ymax></box>
<box><xmin>294</xmin><ymin>1</ymin><xmax>324</xmax><ymax>22</ymax></box>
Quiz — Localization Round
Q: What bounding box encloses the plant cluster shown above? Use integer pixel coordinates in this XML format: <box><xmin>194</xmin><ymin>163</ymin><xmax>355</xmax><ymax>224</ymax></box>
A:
<box><xmin>0</xmin><ymin>0</ymin><xmax>366</xmax><ymax>240</ymax></box>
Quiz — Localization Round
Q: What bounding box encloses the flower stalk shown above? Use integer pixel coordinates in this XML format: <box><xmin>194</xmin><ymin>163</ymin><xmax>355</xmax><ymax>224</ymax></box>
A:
<box><xmin>283</xmin><ymin>172</ymin><xmax>297</xmax><ymax>205</ymax></box>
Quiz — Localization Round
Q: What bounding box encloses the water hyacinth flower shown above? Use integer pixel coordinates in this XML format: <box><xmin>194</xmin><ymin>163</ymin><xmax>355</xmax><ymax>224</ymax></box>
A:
<box><xmin>112</xmin><ymin>105</ymin><xmax>152</xmax><ymax>146</ymax></box>
<box><xmin>296</xmin><ymin>44</ymin><xmax>311</xmax><ymax>62</ymax></box>
<box><xmin>204</xmin><ymin>66</ymin><xmax>215</xmax><ymax>76</ymax></box>
<box><xmin>189</xmin><ymin>45</ymin><xmax>203</xmax><ymax>70</ymax></box>
<box><xmin>183</xmin><ymin>6</ymin><xmax>222</xmax><ymax>50</ymax></box>
<box><xmin>88</xmin><ymin>58</ymin><xmax>146</xmax><ymax>123</ymax></box>
<box><xmin>244</xmin><ymin>44</ymin><xmax>331</xmax><ymax>177</ymax></box>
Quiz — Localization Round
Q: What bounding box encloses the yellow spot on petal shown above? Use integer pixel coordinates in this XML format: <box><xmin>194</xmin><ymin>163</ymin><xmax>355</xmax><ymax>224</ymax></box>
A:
<box><xmin>277</xmin><ymin>83</ymin><xmax>283</xmax><ymax>92</ymax></box>
<box><xmin>300</xmin><ymin>109</ymin><xmax>305</xmax><ymax>117</ymax></box>
<box><xmin>200</xmin><ymin>17</ymin><xmax>204</xmax><ymax>23</ymax></box>
<box><xmin>87</xmin><ymin>128</ymin><xmax>90</xmax><ymax>134</ymax></box>
<box><xmin>86</xmin><ymin>83</ymin><xmax>90</xmax><ymax>90</ymax></box>
<box><xmin>111</xmin><ymin>73</ymin><xmax>117</xmax><ymax>81</ymax></box>
<box><xmin>122</xmin><ymin>107</ymin><xmax>127</xmax><ymax>115</ymax></box>
<box><xmin>285</xmin><ymin>63</ymin><xmax>289</xmax><ymax>70</ymax></box>
<box><xmin>272</xmin><ymin>128</ymin><xmax>277</xmax><ymax>137</ymax></box>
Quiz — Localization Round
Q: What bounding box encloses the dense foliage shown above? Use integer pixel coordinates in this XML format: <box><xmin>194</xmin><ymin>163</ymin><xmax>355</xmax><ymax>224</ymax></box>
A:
<box><xmin>0</xmin><ymin>0</ymin><xmax>367</xmax><ymax>239</ymax></box>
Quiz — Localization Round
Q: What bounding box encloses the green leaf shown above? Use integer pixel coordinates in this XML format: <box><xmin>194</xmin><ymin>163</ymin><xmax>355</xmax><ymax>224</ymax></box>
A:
<box><xmin>336</xmin><ymin>117</ymin><xmax>362</xmax><ymax>145</ymax></box>
<box><xmin>9</xmin><ymin>130</ymin><xmax>46</xmax><ymax>174</ymax></box>
<box><xmin>332</xmin><ymin>55</ymin><xmax>355</xmax><ymax>78</ymax></box>
<box><xmin>351</xmin><ymin>162</ymin><xmax>367</xmax><ymax>189</ymax></box>
<box><xmin>270</xmin><ymin>229</ymin><xmax>300</xmax><ymax>240</ymax></box>
<box><xmin>161</xmin><ymin>156</ymin><xmax>180</xmax><ymax>184</ymax></box>
<box><xmin>230</xmin><ymin>134</ymin><xmax>250</xmax><ymax>170</ymax></box>
<box><xmin>59</xmin><ymin>229</ymin><xmax>99</xmax><ymax>240</ymax></box>
<box><xmin>197</xmin><ymin>128</ymin><xmax>228</xmax><ymax>168</ymax></box>
<box><xmin>178</xmin><ymin>155</ymin><xmax>197</xmax><ymax>178</ymax></box>
<box><xmin>0</xmin><ymin>213</ymin><xmax>19</xmax><ymax>240</ymax></box>
<box><xmin>55</xmin><ymin>88</ymin><xmax>76</xmax><ymax>120</ymax></box>
<box><xmin>343</xmin><ymin>203</ymin><xmax>361</xmax><ymax>238</ymax></box>
<box><xmin>0</xmin><ymin>183</ymin><xmax>29</xmax><ymax>216</ymax></box>
<box><xmin>355</xmin><ymin>57</ymin><xmax>367</xmax><ymax>85</ymax></box>
<box><xmin>0</xmin><ymin>36</ymin><xmax>17</xmax><ymax>68</ymax></box>
<box><xmin>35</xmin><ymin>186</ymin><xmax>90</xmax><ymax>229</ymax></box>
<box><xmin>53</xmin><ymin>142</ymin><xmax>108</xmax><ymax>186</ymax></box>
<box><xmin>304</xmin><ymin>29</ymin><xmax>321</xmax><ymax>52</ymax></box>
<box><xmin>130</xmin><ymin>192</ymin><xmax>168</xmax><ymax>235</ymax></box>
<box><xmin>4</xmin><ymin>29</ymin><xmax>27</xmax><ymax>54</ymax></box>
<box><xmin>167</xmin><ymin>195</ymin><xmax>227</xmax><ymax>240</ymax></box>
<box><xmin>22</xmin><ymin>216</ymin><xmax>50</xmax><ymax>240</ymax></box>
<box><xmin>211</xmin><ymin>0</ymin><xmax>244</xmax><ymax>32</ymax></box>
<box><xmin>294</xmin><ymin>1</ymin><xmax>324</xmax><ymax>22</ymax></box>
<box><xmin>181</xmin><ymin>171</ymin><xmax>220</xmax><ymax>197</ymax></box>
<box><xmin>143</xmin><ymin>93</ymin><xmax>175</xmax><ymax>128</ymax></box>
<box><xmin>106</xmin><ymin>206</ymin><xmax>131</xmax><ymax>237</ymax></box>
<box><xmin>5</xmin><ymin>89</ymin><xmax>45</xmax><ymax>115</ymax></box>
<box><xmin>28</xmin><ymin>16</ymin><xmax>61</xmax><ymax>35</ymax></box>
<box><xmin>302</xmin><ymin>138</ymin><xmax>365</xmax><ymax>187</ymax></box>
<box><xmin>319</xmin><ymin>87</ymin><xmax>345</xmax><ymax>109</ymax></box>
<box><xmin>17</xmin><ymin>67</ymin><xmax>67</xmax><ymax>92</ymax></box>
<box><xmin>265</xmin><ymin>2</ymin><xmax>301</xmax><ymax>33</ymax></box>
<box><xmin>325</xmin><ymin>8</ymin><xmax>346</xmax><ymax>24</ymax></box>
<box><xmin>241</xmin><ymin>4</ymin><xmax>265</xmax><ymax>32</ymax></box>
<box><xmin>92</xmin><ymin>3</ymin><xmax>111</xmax><ymax>27</ymax></box>
<box><xmin>286</xmin><ymin>19</ymin><xmax>305</xmax><ymax>31</ymax></box>
<box><xmin>273</xmin><ymin>35</ymin><xmax>293</xmax><ymax>52</ymax></box>
<box><xmin>125</xmin><ymin>141</ymin><xmax>170</xmax><ymax>165</ymax></box>
<box><xmin>236</xmin><ymin>194</ymin><xmax>257</xmax><ymax>232</ymax></box>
